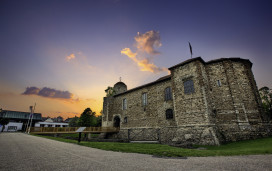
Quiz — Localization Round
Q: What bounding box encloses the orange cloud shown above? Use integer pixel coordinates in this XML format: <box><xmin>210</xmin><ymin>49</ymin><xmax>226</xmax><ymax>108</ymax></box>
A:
<box><xmin>137</xmin><ymin>58</ymin><xmax>168</xmax><ymax>73</ymax></box>
<box><xmin>121</xmin><ymin>48</ymin><xmax>168</xmax><ymax>73</ymax></box>
<box><xmin>121</xmin><ymin>48</ymin><xmax>137</xmax><ymax>58</ymax></box>
<box><xmin>66</xmin><ymin>53</ymin><xmax>75</xmax><ymax>61</ymax></box>
<box><xmin>135</xmin><ymin>30</ymin><xmax>162</xmax><ymax>55</ymax></box>
<box><xmin>121</xmin><ymin>30</ymin><xmax>168</xmax><ymax>73</ymax></box>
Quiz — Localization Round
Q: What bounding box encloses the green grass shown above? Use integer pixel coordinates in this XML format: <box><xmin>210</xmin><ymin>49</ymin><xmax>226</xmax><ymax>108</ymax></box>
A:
<box><xmin>34</xmin><ymin>135</ymin><xmax>272</xmax><ymax>157</ymax></box>
<box><xmin>57</xmin><ymin>133</ymin><xmax>99</xmax><ymax>139</ymax></box>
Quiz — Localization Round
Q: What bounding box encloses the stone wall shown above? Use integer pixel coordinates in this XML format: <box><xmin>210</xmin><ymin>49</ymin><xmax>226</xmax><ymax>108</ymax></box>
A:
<box><xmin>170</xmin><ymin>60</ymin><xmax>211</xmax><ymax>126</ymax></box>
<box><xmin>102</xmin><ymin>57</ymin><xmax>271</xmax><ymax>145</ymax></box>
<box><xmin>103</xmin><ymin>78</ymin><xmax>175</xmax><ymax>129</ymax></box>
<box><xmin>204</xmin><ymin>59</ymin><xmax>269</xmax><ymax>142</ymax></box>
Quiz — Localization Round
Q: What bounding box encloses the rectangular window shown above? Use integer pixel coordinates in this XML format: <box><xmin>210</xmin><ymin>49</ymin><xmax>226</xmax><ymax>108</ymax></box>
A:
<box><xmin>124</xmin><ymin>117</ymin><xmax>128</xmax><ymax>123</ymax></box>
<box><xmin>217</xmin><ymin>80</ymin><xmax>221</xmax><ymax>87</ymax></box>
<box><xmin>166</xmin><ymin>109</ymin><xmax>174</xmax><ymax>119</ymax></box>
<box><xmin>142</xmin><ymin>93</ymin><xmax>147</xmax><ymax>106</ymax></box>
<box><xmin>122</xmin><ymin>98</ymin><xmax>127</xmax><ymax>110</ymax></box>
<box><xmin>165</xmin><ymin>87</ymin><xmax>172</xmax><ymax>101</ymax></box>
<box><xmin>184</xmin><ymin>80</ymin><xmax>195</xmax><ymax>94</ymax></box>
<box><xmin>7</xmin><ymin>126</ymin><xmax>17</xmax><ymax>131</ymax></box>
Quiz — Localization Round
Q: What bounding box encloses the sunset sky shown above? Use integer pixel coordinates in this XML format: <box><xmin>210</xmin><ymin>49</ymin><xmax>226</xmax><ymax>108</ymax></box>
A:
<box><xmin>0</xmin><ymin>0</ymin><xmax>271</xmax><ymax>119</ymax></box>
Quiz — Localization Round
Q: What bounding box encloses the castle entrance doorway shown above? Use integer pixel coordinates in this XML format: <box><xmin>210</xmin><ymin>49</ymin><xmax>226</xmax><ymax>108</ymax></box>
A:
<box><xmin>113</xmin><ymin>116</ymin><xmax>120</xmax><ymax>127</ymax></box>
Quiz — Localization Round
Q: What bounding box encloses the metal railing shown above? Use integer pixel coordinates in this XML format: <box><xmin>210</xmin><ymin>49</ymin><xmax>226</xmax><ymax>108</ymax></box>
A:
<box><xmin>30</xmin><ymin>127</ymin><xmax>119</xmax><ymax>134</ymax></box>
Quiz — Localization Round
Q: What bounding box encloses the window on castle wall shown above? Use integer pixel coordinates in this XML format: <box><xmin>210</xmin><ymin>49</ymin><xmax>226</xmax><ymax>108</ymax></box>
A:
<box><xmin>166</xmin><ymin>109</ymin><xmax>174</xmax><ymax>119</ymax></box>
<box><xmin>122</xmin><ymin>98</ymin><xmax>127</xmax><ymax>110</ymax></box>
<box><xmin>165</xmin><ymin>87</ymin><xmax>172</xmax><ymax>101</ymax></box>
<box><xmin>124</xmin><ymin>117</ymin><xmax>128</xmax><ymax>123</ymax></box>
<box><xmin>217</xmin><ymin>80</ymin><xmax>221</xmax><ymax>87</ymax></box>
<box><xmin>142</xmin><ymin>93</ymin><xmax>147</xmax><ymax>106</ymax></box>
<box><xmin>184</xmin><ymin>80</ymin><xmax>195</xmax><ymax>94</ymax></box>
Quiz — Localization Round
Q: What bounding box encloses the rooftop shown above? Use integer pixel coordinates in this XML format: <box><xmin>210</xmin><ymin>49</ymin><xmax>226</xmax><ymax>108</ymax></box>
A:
<box><xmin>168</xmin><ymin>57</ymin><xmax>252</xmax><ymax>70</ymax></box>
<box><xmin>113</xmin><ymin>57</ymin><xmax>252</xmax><ymax>97</ymax></box>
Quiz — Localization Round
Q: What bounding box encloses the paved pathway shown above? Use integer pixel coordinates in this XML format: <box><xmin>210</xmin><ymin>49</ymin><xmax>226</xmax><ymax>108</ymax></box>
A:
<box><xmin>0</xmin><ymin>133</ymin><xmax>271</xmax><ymax>171</ymax></box>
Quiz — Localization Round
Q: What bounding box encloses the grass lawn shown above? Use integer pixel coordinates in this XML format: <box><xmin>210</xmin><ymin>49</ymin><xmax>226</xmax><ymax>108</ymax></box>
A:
<box><xmin>34</xmin><ymin>135</ymin><xmax>272</xmax><ymax>157</ymax></box>
<box><xmin>57</xmin><ymin>133</ymin><xmax>99</xmax><ymax>139</ymax></box>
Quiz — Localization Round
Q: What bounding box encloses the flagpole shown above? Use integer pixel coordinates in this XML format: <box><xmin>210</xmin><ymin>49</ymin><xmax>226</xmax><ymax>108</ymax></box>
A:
<box><xmin>189</xmin><ymin>42</ymin><xmax>193</xmax><ymax>59</ymax></box>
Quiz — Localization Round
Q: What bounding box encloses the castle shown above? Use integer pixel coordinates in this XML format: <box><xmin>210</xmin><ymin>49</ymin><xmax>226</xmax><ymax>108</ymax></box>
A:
<box><xmin>102</xmin><ymin>57</ymin><xmax>271</xmax><ymax>145</ymax></box>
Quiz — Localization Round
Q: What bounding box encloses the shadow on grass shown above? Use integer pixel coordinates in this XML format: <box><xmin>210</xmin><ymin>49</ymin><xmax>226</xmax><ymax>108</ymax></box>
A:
<box><xmin>33</xmin><ymin>134</ymin><xmax>272</xmax><ymax>157</ymax></box>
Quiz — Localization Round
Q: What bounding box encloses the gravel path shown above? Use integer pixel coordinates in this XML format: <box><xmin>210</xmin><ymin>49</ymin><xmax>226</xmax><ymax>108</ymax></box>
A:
<box><xmin>0</xmin><ymin>133</ymin><xmax>271</xmax><ymax>171</ymax></box>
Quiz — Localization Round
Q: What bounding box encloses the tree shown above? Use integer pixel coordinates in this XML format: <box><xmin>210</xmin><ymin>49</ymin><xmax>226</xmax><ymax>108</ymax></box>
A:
<box><xmin>259</xmin><ymin>86</ymin><xmax>272</xmax><ymax>120</ymax></box>
<box><xmin>95</xmin><ymin>115</ymin><xmax>102</xmax><ymax>127</ymax></box>
<box><xmin>68</xmin><ymin>116</ymin><xmax>79</xmax><ymax>127</ymax></box>
<box><xmin>78</xmin><ymin>108</ymin><xmax>97</xmax><ymax>127</ymax></box>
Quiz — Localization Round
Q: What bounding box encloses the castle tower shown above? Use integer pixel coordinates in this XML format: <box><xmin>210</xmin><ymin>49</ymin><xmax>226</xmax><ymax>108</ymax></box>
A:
<box><xmin>113</xmin><ymin>81</ymin><xmax>127</xmax><ymax>95</ymax></box>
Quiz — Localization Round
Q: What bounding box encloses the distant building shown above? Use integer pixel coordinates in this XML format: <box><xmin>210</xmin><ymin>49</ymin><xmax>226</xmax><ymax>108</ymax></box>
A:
<box><xmin>0</xmin><ymin>110</ymin><xmax>42</xmax><ymax>132</ymax></box>
<box><xmin>1</xmin><ymin>122</ymin><xmax>23</xmax><ymax>132</ymax></box>
<box><xmin>42</xmin><ymin>116</ymin><xmax>50</xmax><ymax>121</ymax></box>
<box><xmin>34</xmin><ymin>118</ymin><xmax>68</xmax><ymax>128</ymax></box>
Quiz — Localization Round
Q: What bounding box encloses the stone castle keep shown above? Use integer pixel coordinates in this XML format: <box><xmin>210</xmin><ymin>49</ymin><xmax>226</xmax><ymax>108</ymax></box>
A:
<box><xmin>102</xmin><ymin>57</ymin><xmax>271</xmax><ymax>145</ymax></box>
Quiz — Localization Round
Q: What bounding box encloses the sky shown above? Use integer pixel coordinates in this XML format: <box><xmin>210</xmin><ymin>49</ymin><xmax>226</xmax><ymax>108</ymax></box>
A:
<box><xmin>0</xmin><ymin>0</ymin><xmax>271</xmax><ymax>119</ymax></box>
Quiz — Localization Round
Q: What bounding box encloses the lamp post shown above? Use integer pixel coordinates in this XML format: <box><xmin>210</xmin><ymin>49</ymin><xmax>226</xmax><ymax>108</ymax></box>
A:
<box><xmin>27</xmin><ymin>106</ymin><xmax>34</xmax><ymax>134</ymax></box>
<box><xmin>25</xmin><ymin>106</ymin><xmax>32</xmax><ymax>133</ymax></box>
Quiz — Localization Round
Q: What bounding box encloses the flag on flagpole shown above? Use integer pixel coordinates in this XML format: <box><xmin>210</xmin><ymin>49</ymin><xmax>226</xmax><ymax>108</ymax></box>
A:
<box><xmin>189</xmin><ymin>42</ymin><xmax>193</xmax><ymax>58</ymax></box>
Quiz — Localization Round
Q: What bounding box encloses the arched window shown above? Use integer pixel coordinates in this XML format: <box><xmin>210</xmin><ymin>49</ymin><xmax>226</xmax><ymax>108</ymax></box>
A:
<box><xmin>184</xmin><ymin>79</ymin><xmax>195</xmax><ymax>94</ymax></box>
<box><xmin>113</xmin><ymin>116</ymin><xmax>120</xmax><ymax>127</ymax></box>
<box><xmin>164</xmin><ymin>87</ymin><xmax>172</xmax><ymax>101</ymax></box>
<box><xmin>166</xmin><ymin>109</ymin><xmax>173</xmax><ymax>119</ymax></box>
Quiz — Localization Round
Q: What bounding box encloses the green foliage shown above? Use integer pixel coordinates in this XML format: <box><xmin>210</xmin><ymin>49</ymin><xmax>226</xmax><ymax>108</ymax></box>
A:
<box><xmin>37</xmin><ymin>135</ymin><xmax>272</xmax><ymax>157</ymax></box>
<box><xmin>259</xmin><ymin>86</ymin><xmax>272</xmax><ymax>120</ymax></box>
<box><xmin>68</xmin><ymin>116</ymin><xmax>79</xmax><ymax>127</ymax></box>
<box><xmin>78</xmin><ymin>108</ymin><xmax>97</xmax><ymax>127</ymax></box>
<box><xmin>95</xmin><ymin>115</ymin><xmax>102</xmax><ymax>127</ymax></box>
<box><xmin>105</xmin><ymin>86</ymin><xmax>115</xmax><ymax>97</ymax></box>
<box><xmin>68</xmin><ymin>110</ymin><xmax>102</xmax><ymax>127</ymax></box>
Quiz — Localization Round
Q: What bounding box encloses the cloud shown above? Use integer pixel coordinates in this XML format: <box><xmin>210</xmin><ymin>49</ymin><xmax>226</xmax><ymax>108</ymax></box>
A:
<box><xmin>23</xmin><ymin>87</ymin><xmax>40</xmax><ymax>95</ymax></box>
<box><xmin>137</xmin><ymin>58</ymin><xmax>168</xmax><ymax>73</ymax></box>
<box><xmin>135</xmin><ymin>30</ymin><xmax>162</xmax><ymax>55</ymax></box>
<box><xmin>121</xmin><ymin>30</ymin><xmax>168</xmax><ymax>73</ymax></box>
<box><xmin>121</xmin><ymin>48</ymin><xmax>168</xmax><ymax>73</ymax></box>
<box><xmin>121</xmin><ymin>48</ymin><xmax>137</xmax><ymax>58</ymax></box>
<box><xmin>22</xmin><ymin>87</ymin><xmax>73</xmax><ymax>100</ymax></box>
<box><xmin>66</xmin><ymin>53</ymin><xmax>75</xmax><ymax>61</ymax></box>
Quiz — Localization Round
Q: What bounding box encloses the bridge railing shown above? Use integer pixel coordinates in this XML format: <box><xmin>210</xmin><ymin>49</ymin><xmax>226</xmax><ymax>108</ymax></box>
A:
<box><xmin>30</xmin><ymin>127</ymin><xmax>119</xmax><ymax>134</ymax></box>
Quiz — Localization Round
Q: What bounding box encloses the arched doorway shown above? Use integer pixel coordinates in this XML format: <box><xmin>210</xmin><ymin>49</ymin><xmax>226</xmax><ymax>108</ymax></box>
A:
<box><xmin>113</xmin><ymin>116</ymin><xmax>120</xmax><ymax>127</ymax></box>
